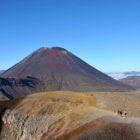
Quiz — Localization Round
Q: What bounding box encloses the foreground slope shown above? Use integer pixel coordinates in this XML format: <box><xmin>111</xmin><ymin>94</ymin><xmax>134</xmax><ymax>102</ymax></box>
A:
<box><xmin>91</xmin><ymin>91</ymin><xmax>140</xmax><ymax>117</ymax></box>
<box><xmin>1</xmin><ymin>47</ymin><xmax>133</xmax><ymax>98</ymax></box>
<box><xmin>0</xmin><ymin>92</ymin><xmax>139</xmax><ymax>140</ymax></box>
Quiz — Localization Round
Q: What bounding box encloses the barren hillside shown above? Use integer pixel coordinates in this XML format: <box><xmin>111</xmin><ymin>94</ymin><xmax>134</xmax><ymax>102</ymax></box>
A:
<box><xmin>0</xmin><ymin>91</ymin><xmax>139</xmax><ymax>140</ymax></box>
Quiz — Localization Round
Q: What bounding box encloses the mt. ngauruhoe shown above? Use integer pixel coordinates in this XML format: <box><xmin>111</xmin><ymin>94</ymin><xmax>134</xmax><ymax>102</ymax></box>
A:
<box><xmin>0</xmin><ymin>47</ymin><xmax>133</xmax><ymax>99</ymax></box>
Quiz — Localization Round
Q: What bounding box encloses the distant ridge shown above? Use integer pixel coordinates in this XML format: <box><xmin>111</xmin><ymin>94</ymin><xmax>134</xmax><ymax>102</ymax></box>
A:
<box><xmin>0</xmin><ymin>47</ymin><xmax>133</xmax><ymax>99</ymax></box>
<box><xmin>0</xmin><ymin>70</ymin><xmax>5</xmax><ymax>75</ymax></box>
<box><xmin>120</xmin><ymin>76</ymin><xmax>140</xmax><ymax>89</ymax></box>
<box><xmin>107</xmin><ymin>71</ymin><xmax>140</xmax><ymax>80</ymax></box>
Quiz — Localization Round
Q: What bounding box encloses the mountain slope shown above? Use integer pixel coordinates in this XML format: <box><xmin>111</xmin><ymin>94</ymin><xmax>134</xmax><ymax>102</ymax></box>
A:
<box><xmin>120</xmin><ymin>76</ymin><xmax>140</xmax><ymax>89</ymax></box>
<box><xmin>1</xmin><ymin>47</ymin><xmax>133</xmax><ymax>93</ymax></box>
<box><xmin>0</xmin><ymin>76</ymin><xmax>45</xmax><ymax>99</ymax></box>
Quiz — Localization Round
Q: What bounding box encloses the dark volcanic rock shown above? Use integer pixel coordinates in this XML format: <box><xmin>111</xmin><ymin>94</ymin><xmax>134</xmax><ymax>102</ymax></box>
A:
<box><xmin>0</xmin><ymin>77</ymin><xmax>45</xmax><ymax>99</ymax></box>
<box><xmin>0</xmin><ymin>47</ymin><xmax>133</xmax><ymax>99</ymax></box>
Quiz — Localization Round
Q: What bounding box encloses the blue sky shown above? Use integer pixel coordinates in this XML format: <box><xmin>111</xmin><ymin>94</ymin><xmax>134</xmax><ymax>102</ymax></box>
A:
<box><xmin>0</xmin><ymin>0</ymin><xmax>140</xmax><ymax>72</ymax></box>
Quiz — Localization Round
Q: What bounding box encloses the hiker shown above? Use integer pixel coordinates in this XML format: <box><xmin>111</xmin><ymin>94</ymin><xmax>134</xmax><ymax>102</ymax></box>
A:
<box><xmin>117</xmin><ymin>109</ymin><xmax>128</xmax><ymax>117</ymax></box>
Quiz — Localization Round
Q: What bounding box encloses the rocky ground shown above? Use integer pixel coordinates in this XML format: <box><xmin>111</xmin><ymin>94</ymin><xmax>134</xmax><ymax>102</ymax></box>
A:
<box><xmin>0</xmin><ymin>91</ymin><xmax>139</xmax><ymax>140</ymax></box>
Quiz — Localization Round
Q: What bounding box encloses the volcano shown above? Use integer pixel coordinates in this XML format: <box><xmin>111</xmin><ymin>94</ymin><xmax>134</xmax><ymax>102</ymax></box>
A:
<box><xmin>0</xmin><ymin>47</ymin><xmax>133</xmax><ymax>99</ymax></box>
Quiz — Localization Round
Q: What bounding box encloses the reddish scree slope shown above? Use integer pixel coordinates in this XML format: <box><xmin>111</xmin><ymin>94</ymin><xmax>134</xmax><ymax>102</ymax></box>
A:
<box><xmin>1</xmin><ymin>47</ymin><xmax>133</xmax><ymax>92</ymax></box>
